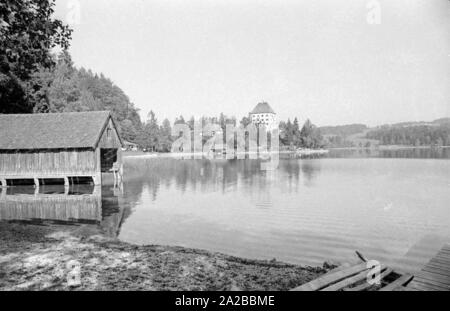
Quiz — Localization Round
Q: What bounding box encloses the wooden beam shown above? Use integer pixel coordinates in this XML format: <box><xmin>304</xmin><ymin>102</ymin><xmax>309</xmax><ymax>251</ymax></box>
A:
<box><xmin>291</xmin><ymin>263</ymin><xmax>369</xmax><ymax>291</ymax></box>
<box><xmin>409</xmin><ymin>279</ymin><xmax>448</xmax><ymax>291</ymax></box>
<box><xmin>422</xmin><ymin>266</ymin><xmax>450</xmax><ymax>277</ymax></box>
<box><xmin>426</xmin><ymin>262</ymin><xmax>450</xmax><ymax>273</ymax></box>
<box><xmin>322</xmin><ymin>265</ymin><xmax>387</xmax><ymax>291</ymax></box>
<box><xmin>344</xmin><ymin>267</ymin><xmax>393</xmax><ymax>291</ymax></box>
<box><xmin>92</xmin><ymin>173</ymin><xmax>101</xmax><ymax>185</ymax></box>
<box><xmin>320</xmin><ymin>263</ymin><xmax>352</xmax><ymax>278</ymax></box>
<box><xmin>414</xmin><ymin>271</ymin><xmax>450</xmax><ymax>287</ymax></box>
<box><xmin>379</xmin><ymin>274</ymin><xmax>413</xmax><ymax>291</ymax></box>
<box><xmin>355</xmin><ymin>251</ymin><xmax>367</xmax><ymax>262</ymax></box>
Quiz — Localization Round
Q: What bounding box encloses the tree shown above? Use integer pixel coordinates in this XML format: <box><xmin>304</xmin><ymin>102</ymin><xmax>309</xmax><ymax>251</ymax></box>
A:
<box><xmin>158</xmin><ymin>118</ymin><xmax>173</xmax><ymax>152</ymax></box>
<box><xmin>174</xmin><ymin>115</ymin><xmax>185</xmax><ymax>125</ymax></box>
<box><xmin>26</xmin><ymin>51</ymin><xmax>144</xmax><ymax>142</ymax></box>
<box><xmin>0</xmin><ymin>0</ymin><xmax>72</xmax><ymax>113</ymax></box>
<box><xmin>140</xmin><ymin>110</ymin><xmax>160</xmax><ymax>152</ymax></box>
<box><xmin>120</xmin><ymin>119</ymin><xmax>139</xmax><ymax>142</ymax></box>
<box><xmin>300</xmin><ymin>119</ymin><xmax>323</xmax><ymax>149</ymax></box>
<box><xmin>187</xmin><ymin>116</ymin><xmax>195</xmax><ymax>130</ymax></box>
<box><xmin>285</xmin><ymin>119</ymin><xmax>294</xmax><ymax>146</ymax></box>
<box><xmin>292</xmin><ymin>118</ymin><xmax>301</xmax><ymax>147</ymax></box>
<box><xmin>240</xmin><ymin>116</ymin><xmax>251</xmax><ymax>127</ymax></box>
<box><xmin>29</xmin><ymin>51</ymin><xmax>79</xmax><ymax>112</ymax></box>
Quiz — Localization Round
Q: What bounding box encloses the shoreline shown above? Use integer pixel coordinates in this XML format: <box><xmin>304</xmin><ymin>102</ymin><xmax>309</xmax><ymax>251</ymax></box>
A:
<box><xmin>123</xmin><ymin>145</ymin><xmax>450</xmax><ymax>159</ymax></box>
<box><xmin>329</xmin><ymin>145</ymin><xmax>450</xmax><ymax>151</ymax></box>
<box><xmin>0</xmin><ymin>222</ymin><xmax>330</xmax><ymax>291</ymax></box>
<box><xmin>123</xmin><ymin>149</ymin><xmax>330</xmax><ymax>160</ymax></box>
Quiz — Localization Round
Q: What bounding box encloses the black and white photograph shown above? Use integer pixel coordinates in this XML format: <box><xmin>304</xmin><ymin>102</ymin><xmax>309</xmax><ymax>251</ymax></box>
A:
<box><xmin>0</xmin><ymin>0</ymin><xmax>449</xmax><ymax>299</ymax></box>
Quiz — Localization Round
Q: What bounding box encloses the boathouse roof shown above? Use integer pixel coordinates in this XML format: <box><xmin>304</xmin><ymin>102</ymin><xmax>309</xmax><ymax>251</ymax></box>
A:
<box><xmin>0</xmin><ymin>111</ymin><xmax>121</xmax><ymax>150</ymax></box>
<box><xmin>250</xmin><ymin>102</ymin><xmax>275</xmax><ymax>114</ymax></box>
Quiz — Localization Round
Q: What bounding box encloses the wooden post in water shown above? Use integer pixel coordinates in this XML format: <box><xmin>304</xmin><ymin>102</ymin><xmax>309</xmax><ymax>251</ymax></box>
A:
<box><xmin>34</xmin><ymin>178</ymin><xmax>39</xmax><ymax>189</ymax></box>
<box><xmin>92</xmin><ymin>173</ymin><xmax>101</xmax><ymax>186</ymax></box>
<box><xmin>0</xmin><ymin>178</ymin><xmax>6</xmax><ymax>188</ymax></box>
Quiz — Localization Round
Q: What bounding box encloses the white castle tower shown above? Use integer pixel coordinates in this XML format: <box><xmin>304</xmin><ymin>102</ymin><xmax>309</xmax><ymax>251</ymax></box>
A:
<box><xmin>249</xmin><ymin>102</ymin><xmax>277</xmax><ymax>131</ymax></box>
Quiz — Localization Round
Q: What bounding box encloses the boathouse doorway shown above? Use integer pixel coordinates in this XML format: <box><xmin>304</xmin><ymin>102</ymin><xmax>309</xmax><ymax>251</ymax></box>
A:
<box><xmin>101</xmin><ymin>148</ymin><xmax>118</xmax><ymax>172</ymax></box>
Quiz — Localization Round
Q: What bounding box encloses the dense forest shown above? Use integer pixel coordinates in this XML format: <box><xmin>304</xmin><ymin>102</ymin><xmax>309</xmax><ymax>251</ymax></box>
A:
<box><xmin>366</xmin><ymin>123</ymin><xmax>450</xmax><ymax>146</ymax></box>
<box><xmin>279</xmin><ymin>118</ymin><xmax>323</xmax><ymax>149</ymax></box>
<box><xmin>318</xmin><ymin>124</ymin><xmax>369</xmax><ymax>148</ymax></box>
<box><xmin>319</xmin><ymin>121</ymin><xmax>450</xmax><ymax>148</ymax></box>
<box><xmin>29</xmin><ymin>51</ymin><xmax>144</xmax><ymax>142</ymax></box>
<box><xmin>319</xmin><ymin>124</ymin><xmax>367</xmax><ymax>137</ymax></box>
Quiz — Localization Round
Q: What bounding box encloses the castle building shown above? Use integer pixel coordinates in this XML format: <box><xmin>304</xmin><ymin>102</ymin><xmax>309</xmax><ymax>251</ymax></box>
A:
<box><xmin>249</xmin><ymin>102</ymin><xmax>277</xmax><ymax>131</ymax></box>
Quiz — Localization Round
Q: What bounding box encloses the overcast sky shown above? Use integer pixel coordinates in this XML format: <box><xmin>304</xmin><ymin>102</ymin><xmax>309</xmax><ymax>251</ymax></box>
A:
<box><xmin>54</xmin><ymin>0</ymin><xmax>450</xmax><ymax>126</ymax></box>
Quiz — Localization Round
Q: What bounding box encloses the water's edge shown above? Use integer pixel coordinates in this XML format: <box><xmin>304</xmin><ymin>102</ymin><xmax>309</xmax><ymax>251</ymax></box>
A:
<box><xmin>0</xmin><ymin>222</ymin><xmax>329</xmax><ymax>290</ymax></box>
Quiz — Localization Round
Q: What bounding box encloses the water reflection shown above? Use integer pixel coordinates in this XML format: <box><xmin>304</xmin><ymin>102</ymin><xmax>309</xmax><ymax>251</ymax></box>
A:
<box><xmin>0</xmin><ymin>183</ymin><xmax>129</xmax><ymax>238</ymax></box>
<box><xmin>327</xmin><ymin>147</ymin><xmax>450</xmax><ymax>159</ymax></box>
<box><xmin>1</xmin><ymin>147</ymin><xmax>450</xmax><ymax>272</ymax></box>
<box><xmin>122</xmin><ymin>147</ymin><xmax>450</xmax><ymax>204</ymax></box>
<box><xmin>118</xmin><ymin>153</ymin><xmax>450</xmax><ymax>272</ymax></box>
<box><xmin>123</xmin><ymin>157</ymin><xmax>320</xmax><ymax>202</ymax></box>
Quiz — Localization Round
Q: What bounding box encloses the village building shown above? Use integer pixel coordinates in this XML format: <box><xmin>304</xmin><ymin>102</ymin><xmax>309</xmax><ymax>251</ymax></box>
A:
<box><xmin>249</xmin><ymin>102</ymin><xmax>277</xmax><ymax>131</ymax></box>
<box><xmin>0</xmin><ymin>111</ymin><xmax>123</xmax><ymax>187</ymax></box>
<box><xmin>122</xmin><ymin>140</ymin><xmax>139</xmax><ymax>151</ymax></box>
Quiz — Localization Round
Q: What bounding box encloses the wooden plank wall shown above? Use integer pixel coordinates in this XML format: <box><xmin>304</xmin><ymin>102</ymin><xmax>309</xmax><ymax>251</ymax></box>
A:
<box><xmin>0</xmin><ymin>193</ymin><xmax>102</xmax><ymax>222</ymax></box>
<box><xmin>98</xmin><ymin>119</ymin><xmax>122</xmax><ymax>149</ymax></box>
<box><xmin>0</xmin><ymin>149</ymin><xmax>97</xmax><ymax>176</ymax></box>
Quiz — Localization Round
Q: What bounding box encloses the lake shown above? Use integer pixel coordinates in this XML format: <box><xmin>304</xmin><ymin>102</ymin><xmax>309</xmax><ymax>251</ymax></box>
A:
<box><xmin>1</xmin><ymin>148</ymin><xmax>450</xmax><ymax>273</ymax></box>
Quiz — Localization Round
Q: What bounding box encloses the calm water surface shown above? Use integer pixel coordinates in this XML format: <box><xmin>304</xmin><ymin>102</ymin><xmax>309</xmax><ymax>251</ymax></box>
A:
<box><xmin>1</xmin><ymin>148</ymin><xmax>450</xmax><ymax>272</ymax></box>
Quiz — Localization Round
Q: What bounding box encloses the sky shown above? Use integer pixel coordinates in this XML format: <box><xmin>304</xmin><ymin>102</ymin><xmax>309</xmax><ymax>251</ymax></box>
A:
<box><xmin>54</xmin><ymin>0</ymin><xmax>450</xmax><ymax>126</ymax></box>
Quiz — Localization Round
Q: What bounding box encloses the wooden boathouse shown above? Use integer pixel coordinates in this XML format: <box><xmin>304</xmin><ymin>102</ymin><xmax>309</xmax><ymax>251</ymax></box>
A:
<box><xmin>0</xmin><ymin>111</ymin><xmax>123</xmax><ymax>187</ymax></box>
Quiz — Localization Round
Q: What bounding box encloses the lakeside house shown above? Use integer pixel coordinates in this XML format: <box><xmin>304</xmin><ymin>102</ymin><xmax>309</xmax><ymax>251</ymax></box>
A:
<box><xmin>122</xmin><ymin>140</ymin><xmax>139</xmax><ymax>151</ymax></box>
<box><xmin>0</xmin><ymin>111</ymin><xmax>123</xmax><ymax>187</ymax></box>
<box><xmin>249</xmin><ymin>102</ymin><xmax>277</xmax><ymax>131</ymax></box>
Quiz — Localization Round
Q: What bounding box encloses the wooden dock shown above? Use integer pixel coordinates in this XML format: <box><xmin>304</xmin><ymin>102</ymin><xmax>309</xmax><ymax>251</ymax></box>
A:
<box><xmin>406</xmin><ymin>244</ymin><xmax>450</xmax><ymax>291</ymax></box>
<box><xmin>290</xmin><ymin>252</ymin><xmax>414</xmax><ymax>291</ymax></box>
<box><xmin>290</xmin><ymin>247</ymin><xmax>450</xmax><ymax>291</ymax></box>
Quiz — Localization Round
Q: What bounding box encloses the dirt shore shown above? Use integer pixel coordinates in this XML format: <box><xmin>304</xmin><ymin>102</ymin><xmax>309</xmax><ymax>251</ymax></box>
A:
<box><xmin>0</xmin><ymin>222</ymin><xmax>331</xmax><ymax>291</ymax></box>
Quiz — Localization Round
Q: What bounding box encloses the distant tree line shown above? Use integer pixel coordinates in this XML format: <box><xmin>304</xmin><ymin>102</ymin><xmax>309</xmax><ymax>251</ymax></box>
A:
<box><xmin>323</xmin><ymin>136</ymin><xmax>357</xmax><ymax>148</ymax></box>
<box><xmin>366</xmin><ymin>125</ymin><xmax>450</xmax><ymax>146</ymax></box>
<box><xmin>141</xmin><ymin>113</ymin><xmax>245</xmax><ymax>152</ymax></box>
<box><xmin>279</xmin><ymin>118</ymin><xmax>323</xmax><ymax>149</ymax></box>
<box><xmin>317</xmin><ymin>124</ymin><xmax>368</xmax><ymax>148</ymax></box>
<box><xmin>139</xmin><ymin>114</ymin><xmax>327</xmax><ymax>152</ymax></box>
<box><xmin>319</xmin><ymin>124</ymin><xmax>367</xmax><ymax>137</ymax></box>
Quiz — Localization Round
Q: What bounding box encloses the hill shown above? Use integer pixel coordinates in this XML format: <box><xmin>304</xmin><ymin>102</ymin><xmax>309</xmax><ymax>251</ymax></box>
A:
<box><xmin>319</xmin><ymin>124</ymin><xmax>367</xmax><ymax>136</ymax></box>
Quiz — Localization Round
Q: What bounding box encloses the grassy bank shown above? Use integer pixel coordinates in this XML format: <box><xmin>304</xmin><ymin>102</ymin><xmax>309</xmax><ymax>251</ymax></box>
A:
<box><xmin>0</xmin><ymin>222</ymin><xmax>329</xmax><ymax>291</ymax></box>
